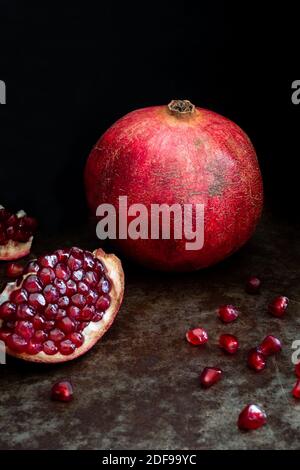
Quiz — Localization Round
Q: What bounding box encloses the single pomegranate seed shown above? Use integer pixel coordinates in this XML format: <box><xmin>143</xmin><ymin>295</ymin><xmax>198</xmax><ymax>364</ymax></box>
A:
<box><xmin>23</xmin><ymin>275</ymin><xmax>42</xmax><ymax>293</ymax></box>
<box><xmin>28</xmin><ymin>293</ymin><xmax>46</xmax><ymax>311</ymax></box>
<box><xmin>68</xmin><ymin>254</ymin><xmax>83</xmax><ymax>271</ymax></box>
<box><xmin>16</xmin><ymin>304</ymin><xmax>35</xmax><ymax>320</ymax></box>
<box><xmin>66</xmin><ymin>279</ymin><xmax>77</xmax><ymax>296</ymax></box>
<box><xmin>15</xmin><ymin>320</ymin><xmax>34</xmax><ymax>340</ymax></box>
<box><xmin>72</xmin><ymin>269</ymin><xmax>84</xmax><ymax>282</ymax></box>
<box><xmin>27</xmin><ymin>340</ymin><xmax>43</xmax><ymax>355</ymax></box>
<box><xmin>33</xmin><ymin>330</ymin><xmax>48</xmax><ymax>343</ymax></box>
<box><xmin>186</xmin><ymin>328</ymin><xmax>208</xmax><ymax>345</ymax></box>
<box><xmin>6</xmin><ymin>262</ymin><xmax>24</xmax><ymax>278</ymax></box>
<box><xmin>58</xmin><ymin>296</ymin><xmax>70</xmax><ymax>308</ymax></box>
<box><xmin>96</xmin><ymin>294</ymin><xmax>110</xmax><ymax>311</ymax></box>
<box><xmin>219</xmin><ymin>334</ymin><xmax>239</xmax><ymax>354</ymax></box>
<box><xmin>44</xmin><ymin>320</ymin><xmax>55</xmax><ymax>332</ymax></box>
<box><xmin>200</xmin><ymin>367</ymin><xmax>222</xmax><ymax>388</ymax></box>
<box><xmin>0</xmin><ymin>301</ymin><xmax>16</xmax><ymax>319</ymax></box>
<box><xmin>247</xmin><ymin>348</ymin><xmax>266</xmax><ymax>372</ymax></box>
<box><xmin>71</xmin><ymin>293</ymin><xmax>86</xmax><ymax>307</ymax></box>
<box><xmin>93</xmin><ymin>311</ymin><xmax>104</xmax><ymax>322</ymax></box>
<box><xmin>38</xmin><ymin>254</ymin><xmax>58</xmax><ymax>268</ymax></box>
<box><xmin>245</xmin><ymin>276</ymin><xmax>261</xmax><ymax>294</ymax></box>
<box><xmin>218</xmin><ymin>305</ymin><xmax>239</xmax><ymax>323</ymax></box>
<box><xmin>83</xmin><ymin>271</ymin><xmax>98</xmax><ymax>287</ymax></box>
<box><xmin>99</xmin><ymin>277</ymin><xmax>111</xmax><ymax>294</ymax></box>
<box><xmin>78</xmin><ymin>282</ymin><xmax>89</xmax><ymax>295</ymax></box>
<box><xmin>292</xmin><ymin>379</ymin><xmax>300</xmax><ymax>399</ymax></box>
<box><xmin>67</xmin><ymin>332</ymin><xmax>84</xmax><ymax>347</ymax></box>
<box><xmin>238</xmin><ymin>404</ymin><xmax>267</xmax><ymax>430</ymax></box>
<box><xmin>80</xmin><ymin>305</ymin><xmax>95</xmax><ymax>321</ymax></box>
<box><xmin>43</xmin><ymin>285</ymin><xmax>59</xmax><ymax>303</ymax></box>
<box><xmin>86</xmin><ymin>289</ymin><xmax>98</xmax><ymax>305</ymax></box>
<box><xmin>43</xmin><ymin>340</ymin><xmax>58</xmax><ymax>355</ymax></box>
<box><xmin>10</xmin><ymin>288</ymin><xmax>28</xmax><ymax>304</ymax></box>
<box><xmin>38</xmin><ymin>267</ymin><xmax>55</xmax><ymax>285</ymax></box>
<box><xmin>51</xmin><ymin>380</ymin><xmax>73</xmax><ymax>402</ymax></box>
<box><xmin>83</xmin><ymin>251</ymin><xmax>95</xmax><ymax>270</ymax></box>
<box><xmin>25</xmin><ymin>260</ymin><xmax>40</xmax><ymax>274</ymax></box>
<box><xmin>295</xmin><ymin>363</ymin><xmax>300</xmax><ymax>378</ymax></box>
<box><xmin>258</xmin><ymin>335</ymin><xmax>282</xmax><ymax>356</ymax></box>
<box><xmin>55</xmin><ymin>263</ymin><xmax>71</xmax><ymax>281</ymax></box>
<box><xmin>94</xmin><ymin>259</ymin><xmax>105</xmax><ymax>274</ymax></box>
<box><xmin>57</xmin><ymin>317</ymin><xmax>76</xmax><ymax>334</ymax></box>
<box><xmin>44</xmin><ymin>303</ymin><xmax>59</xmax><ymax>320</ymax></box>
<box><xmin>49</xmin><ymin>328</ymin><xmax>65</xmax><ymax>343</ymax></box>
<box><xmin>59</xmin><ymin>339</ymin><xmax>76</xmax><ymax>355</ymax></box>
<box><xmin>268</xmin><ymin>296</ymin><xmax>289</xmax><ymax>317</ymax></box>
<box><xmin>6</xmin><ymin>334</ymin><xmax>28</xmax><ymax>352</ymax></box>
<box><xmin>57</xmin><ymin>308</ymin><xmax>67</xmax><ymax>320</ymax></box>
<box><xmin>53</xmin><ymin>278</ymin><xmax>67</xmax><ymax>295</ymax></box>
<box><xmin>55</xmin><ymin>249</ymin><xmax>70</xmax><ymax>263</ymax></box>
<box><xmin>32</xmin><ymin>315</ymin><xmax>45</xmax><ymax>329</ymax></box>
<box><xmin>67</xmin><ymin>305</ymin><xmax>80</xmax><ymax>320</ymax></box>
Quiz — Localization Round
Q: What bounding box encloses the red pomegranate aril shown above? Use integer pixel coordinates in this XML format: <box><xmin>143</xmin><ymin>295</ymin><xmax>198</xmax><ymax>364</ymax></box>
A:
<box><xmin>10</xmin><ymin>288</ymin><xmax>28</xmax><ymax>304</ymax></box>
<box><xmin>72</xmin><ymin>269</ymin><xmax>84</xmax><ymax>282</ymax></box>
<box><xmin>57</xmin><ymin>317</ymin><xmax>76</xmax><ymax>334</ymax></box>
<box><xmin>51</xmin><ymin>380</ymin><xmax>73</xmax><ymax>402</ymax></box>
<box><xmin>43</xmin><ymin>340</ymin><xmax>58</xmax><ymax>355</ymax></box>
<box><xmin>58</xmin><ymin>296</ymin><xmax>69</xmax><ymax>308</ymax></box>
<box><xmin>268</xmin><ymin>296</ymin><xmax>289</xmax><ymax>318</ymax></box>
<box><xmin>68</xmin><ymin>255</ymin><xmax>83</xmax><ymax>271</ymax></box>
<box><xmin>27</xmin><ymin>340</ymin><xmax>43</xmax><ymax>355</ymax></box>
<box><xmin>94</xmin><ymin>259</ymin><xmax>105</xmax><ymax>274</ymax></box>
<box><xmin>96</xmin><ymin>294</ymin><xmax>110</xmax><ymax>311</ymax></box>
<box><xmin>13</xmin><ymin>229</ymin><xmax>31</xmax><ymax>243</ymax></box>
<box><xmin>200</xmin><ymin>367</ymin><xmax>222</xmax><ymax>388</ymax></box>
<box><xmin>6</xmin><ymin>214</ymin><xmax>18</xmax><ymax>226</ymax></box>
<box><xmin>0</xmin><ymin>301</ymin><xmax>16</xmax><ymax>319</ymax></box>
<box><xmin>66</xmin><ymin>279</ymin><xmax>77</xmax><ymax>296</ymax></box>
<box><xmin>43</xmin><ymin>285</ymin><xmax>59</xmax><ymax>303</ymax></box>
<box><xmin>83</xmin><ymin>251</ymin><xmax>95</xmax><ymax>270</ymax></box>
<box><xmin>295</xmin><ymin>363</ymin><xmax>300</xmax><ymax>378</ymax></box>
<box><xmin>28</xmin><ymin>293</ymin><xmax>46</xmax><ymax>311</ymax></box>
<box><xmin>78</xmin><ymin>282</ymin><xmax>89</xmax><ymax>295</ymax></box>
<box><xmin>99</xmin><ymin>277</ymin><xmax>111</xmax><ymax>294</ymax></box>
<box><xmin>49</xmin><ymin>328</ymin><xmax>65</xmax><ymax>343</ymax></box>
<box><xmin>32</xmin><ymin>315</ymin><xmax>45</xmax><ymax>329</ymax></box>
<box><xmin>72</xmin><ymin>293</ymin><xmax>86</xmax><ymax>307</ymax></box>
<box><xmin>55</xmin><ymin>263</ymin><xmax>71</xmax><ymax>281</ymax></box>
<box><xmin>247</xmin><ymin>348</ymin><xmax>266</xmax><ymax>372</ymax></box>
<box><xmin>6</xmin><ymin>334</ymin><xmax>28</xmax><ymax>352</ymax></box>
<box><xmin>38</xmin><ymin>254</ymin><xmax>58</xmax><ymax>269</ymax></box>
<box><xmin>67</xmin><ymin>305</ymin><xmax>80</xmax><ymax>320</ymax></box>
<box><xmin>6</xmin><ymin>262</ymin><xmax>24</xmax><ymax>278</ymax></box>
<box><xmin>86</xmin><ymin>289</ymin><xmax>98</xmax><ymax>305</ymax></box>
<box><xmin>292</xmin><ymin>380</ymin><xmax>300</xmax><ymax>399</ymax></box>
<box><xmin>219</xmin><ymin>334</ymin><xmax>239</xmax><ymax>354</ymax></box>
<box><xmin>245</xmin><ymin>276</ymin><xmax>261</xmax><ymax>294</ymax></box>
<box><xmin>186</xmin><ymin>327</ymin><xmax>208</xmax><ymax>346</ymax></box>
<box><xmin>16</xmin><ymin>304</ymin><xmax>35</xmax><ymax>320</ymax></box>
<box><xmin>93</xmin><ymin>311</ymin><xmax>103</xmax><ymax>322</ymax></box>
<box><xmin>25</xmin><ymin>260</ymin><xmax>40</xmax><ymax>274</ymax></box>
<box><xmin>44</xmin><ymin>303</ymin><xmax>58</xmax><ymax>320</ymax></box>
<box><xmin>38</xmin><ymin>267</ymin><xmax>55</xmax><ymax>286</ymax></box>
<box><xmin>83</xmin><ymin>271</ymin><xmax>98</xmax><ymax>287</ymax></box>
<box><xmin>0</xmin><ymin>328</ymin><xmax>13</xmax><ymax>341</ymax></box>
<box><xmin>55</xmin><ymin>249</ymin><xmax>70</xmax><ymax>263</ymax></box>
<box><xmin>23</xmin><ymin>275</ymin><xmax>42</xmax><ymax>294</ymax></box>
<box><xmin>56</xmin><ymin>308</ymin><xmax>66</xmax><ymax>320</ymax></box>
<box><xmin>67</xmin><ymin>332</ymin><xmax>84</xmax><ymax>347</ymax></box>
<box><xmin>76</xmin><ymin>321</ymin><xmax>89</xmax><ymax>332</ymax></box>
<box><xmin>33</xmin><ymin>330</ymin><xmax>48</xmax><ymax>343</ymax></box>
<box><xmin>80</xmin><ymin>305</ymin><xmax>95</xmax><ymax>321</ymax></box>
<box><xmin>218</xmin><ymin>305</ymin><xmax>239</xmax><ymax>323</ymax></box>
<box><xmin>258</xmin><ymin>335</ymin><xmax>282</xmax><ymax>356</ymax></box>
<box><xmin>15</xmin><ymin>320</ymin><xmax>34</xmax><ymax>340</ymax></box>
<box><xmin>59</xmin><ymin>339</ymin><xmax>76</xmax><ymax>355</ymax></box>
<box><xmin>238</xmin><ymin>404</ymin><xmax>267</xmax><ymax>430</ymax></box>
<box><xmin>44</xmin><ymin>320</ymin><xmax>55</xmax><ymax>332</ymax></box>
<box><xmin>53</xmin><ymin>278</ymin><xmax>67</xmax><ymax>295</ymax></box>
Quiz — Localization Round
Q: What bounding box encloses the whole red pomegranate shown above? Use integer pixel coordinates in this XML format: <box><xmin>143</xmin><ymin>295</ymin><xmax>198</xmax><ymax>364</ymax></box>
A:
<box><xmin>85</xmin><ymin>100</ymin><xmax>263</xmax><ymax>271</ymax></box>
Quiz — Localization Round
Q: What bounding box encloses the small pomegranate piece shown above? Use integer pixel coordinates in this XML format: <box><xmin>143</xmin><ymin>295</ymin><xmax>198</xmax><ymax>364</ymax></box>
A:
<box><xmin>292</xmin><ymin>379</ymin><xmax>300</xmax><ymax>399</ymax></box>
<box><xmin>200</xmin><ymin>367</ymin><xmax>222</xmax><ymax>388</ymax></box>
<box><xmin>245</xmin><ymin>276</ymin><xmax>261</xmax><ymax>294</ymax></box>
<box><xmin>247</xmin><ymin>348</ymin><xmax>266</xmax><ymax>372</ymax></box>
<box><xmin>238</xmin><ymin>404</ymin><xmax>267</xmax><ymax>430</ymax></box>
<box><xmin>218</xmin><ymin>305</ymin><xmax>239</xmax><ymax>323</ymax></box>
<box><xmin>268</xmin><ymin>296</ymin><xmax>289</xmax><ymax>318</ymax></box>
<box><xmin>258</xmin><ymin>335</ymin><xmax>282</xmax><ymax>356</ymax></box>
<box><xmin>219</xmin><ymin>334</ymin><xmax>239</xmax><ymax>354</ymax></box>
<box><xmin>0</xmin><ymin>247</ymin><xmax>124</xmax><ymax>363</ymax></box>
<box><xmin>51</xmin><ymin>380</ymin><xmax>73</xmax><ymax>402</ymax></box>
<box><xmin>295</xmin><ymin>363</ymin><xmax>300</xmax><ymax>378</ymax></box>
<box><xmin>186</xmin><ymin>327</ymin><xmax>208</xmax><ymax>346</ymax></box>
<box><xmin>6</xmin><ymin>262</ymin><xmax>24</xmax><ymax>278</ymax></box>
<box><xmin>0</xmin><ymin>206</ymin><xmax>37</xmax><ymax>260</ymax></box>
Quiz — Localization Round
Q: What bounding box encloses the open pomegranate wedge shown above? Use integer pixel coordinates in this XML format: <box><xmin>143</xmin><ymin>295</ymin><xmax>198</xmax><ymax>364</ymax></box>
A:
<box><xmin>0</xmin><ymin>205</ymin><xmax>37</xmax><ymax>260</ymax></box>
<box><xmin>0</xmin><ymin>247</ymin><xmax>124</xmax><ymax>363</ymax></box>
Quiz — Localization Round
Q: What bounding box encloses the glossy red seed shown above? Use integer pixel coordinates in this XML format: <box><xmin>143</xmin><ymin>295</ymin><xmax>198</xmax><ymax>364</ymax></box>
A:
<box><xmin>53</xmin><ymin>278</ymin><xmax>66</xmax><ymax>295</ymax></box>
<box><xmin>78</xmin><ymin>282</ymin><xmax>89</xmax><ymax>295</ymax></box>
<box><xmin>76</xmin><ymin>321</ymin><xmax>88</xmax><ymax>332</ymax></box>
<box><xmin>56</xmin><ymin>308</ymin><xmax>67</xmax><ymax>320</ymax></box>
<box><xmin>86</xmin><ymin>289</ymin><xmax>98</xmax><ymax>305</ymax></box>
<box><xmin>67</xmin><ymin>332</ymin><xmax>84</xmax><ymax>347</ymax></box>
<box><xmin>66</xmin><ymin>279</ymin><xmax>77</xmax><ymax>296</ymax></box>
<box><xmin>16</xmin><ymin>304</ymin><xmax>35</xmax><ymax>320</ymax></box>
<box><xmin>6</xmin><ymin>334</ymin><xmax>28</xmax><ymax>352</ymax></box>
<box><xmin>0</xmin><ymin>302</ymin><xmax>16</xmax><ymax>319</ymax></box>
<box><xmin>295</xmin><ymin>363</ymin><xmax>300</xmax><ymax>378</ymax></box>
<box><xmin>247</xmin><ymin>348</ymin><xmax>266</xmax><ymax>372</ymax></box>
<box><xmin>93</xmin><ymin>311</ymin><xmax>103</xmax><ymax>322</ymax></box>
<box><xmin>58</xmin><ymin>296</ymin><xmax>70</xmax><ymax>308</ymax></box>
<box><xmin>10</xmin><ymin>288</ymin><xmax>28</xmax><ymax>304</ymax></box>
<box><xmin>268</xmin><ymin>296</ymin><xmax>289</xmax><ymax>317</ymax></box>
<box><xmin>55</xmin><ymin>263</ymin><xmax>71</xmax><ymax>281</ymax></box>
<box><xmin>38</xmin><ymin>267</ymin><xmax>55</xmax><ymax>285</ymax></box>
<box><xmin>51</xmin><ymin>380</ymin><xmax>73</xmax><ymax>402</ymax></box>
<box><xmin>83</xmin><ymin>251</ymin><xmax>95</xmax><ymax>270</ymax></box>
<box><xmin>99</xmin><ymin>277</ymin><xmax>111</xmax><ymax>294</ymax></box>
<box><xmin>238</xmin><ymin>404</ymin><xmax>267</xmax><ymax>430</ymax></box>
<box><xmin>292</xmin><ymin>380</ymin><xmax>300</xmax><ymax>399</ymax></box>
<box><xmin>83</xmin><ymin>271</ymin><xmax>98</xmax><ymax>287</ymax></box>
<box><xmin>96</xmin><ymin>294</ymin><xmax>110</xmax><ymax>311</ymax></box>
<box><xmin>32</xmin><ymin>315</ymin><xmax>45</xmax><ymax>329</ymax></box>
<box><xmin>49</xmin><ymin>328</ymin><xmax>65</xmax><ymax>343</ymax></box>
<box><xmin>218</xmin><ymin>305</ymin><xmax>239</xmax><ymax>323</ymax></box>
<box><xmin>33</xmin><ymin>330</ymin><xmax>48</xmax><ymax>343</ymax></box>
<box><xmin>186</xmin><ymin>328</ymin><xmax>208</xmax><ymax>346</ymax></box>
<box><xmin>59</xmin><ymin>339</ymin><xmax>76</xmax><ymax>355</ymax></box>
<box><xmin>23</xmin><ymin>275</ymin><xmax>42</xmax><ymax>294</ymax></box>
<box><xmin>43</xmin><ymin>340</ymin><xmax>58</xmax><ymax>355</ymax></box>
<box><xmin>44</xmin><ymin>303</ymin><xmax>59</xmax><ymax>320</ymax></box>
<box><xmin>43</xmin><ymin>285</ymin><xmax>59</xmax><ymax>304</ymax></box>
<box><xmin>80</xmin><ymin>305</ymin><xmax>95</xmax><ymax>321</ymax></box>
<box><xmin>55</xmin><ymin>249</ymin><xmax>70</xmax><ymax>263</ymax></box>
<box><xmin>6</xmin><ymin>262</ymin><xmax>24</xmax><ymax>278</ymax></box>
<box><xmin>44</xmin><ymin>320</ymin><xmax>55</xmax><ymax>332</ymax></box>
<box><xmin>71</xmin><ymin>293</ymin><xmax>86</xmax><ymax>307</ymax></box>
<box><xmin>245</xmin><ymin>277</ymin><xmax>261</xmax><ymax>294</ymax></box>
<box><xmin>25</xmin><ymin>260</ymin><xmax>40</xmax><ymax>274</ymax></box>
<box><xmin>38</xmin><ymin>254</ymin><xmax>58</xmax><ymax>268</ymax></box>
<box><xmin>219</xmin><ymin>334</ymin><xmax>239</xmax><ymax>354</ymax></box>
<box><xmin>26</xmin><ymin>340</ymin><xmax>43</xmax><ymax>355</ymax></box>
<box><xmin>15</xmin><ymin>321</ymin><xmax>34</xmax><ymax>340</ymax></box>
<box><xmin>0</xmin><ymin>328</ymin><xmax>12</xmax><ymax>341</ymax></box>
<box><xmin>68</xmin><ymin>255</ymin><xmax>82</xmax><ymax>271</ymax></box>
<box><xmin>258</xmin><ymin>335</ymin><xmax>282</xmax><ymax>356</ymax></box>
<box><xmin>72</xmin><ymin>269</ymin><xmax>84</xmax><ymax>282</ymax></box>
<box><xmin>28</xmin><ymin>293</ymin><xmax>46</xmax><ymax>311</ymax></box>
<box><xmin>57</xmin><ymin>317</ymin><xmax>75</xmax><ymax>334</ymax></box>
<box><xmin>67</xmin><ymin>305</ymin><xmax>80</xmax><ymax>320</ymax></box>
<box><xmin>200</xmin><ymin>367</ymin><xmax>222</xmax><ymax>388</ymax></box>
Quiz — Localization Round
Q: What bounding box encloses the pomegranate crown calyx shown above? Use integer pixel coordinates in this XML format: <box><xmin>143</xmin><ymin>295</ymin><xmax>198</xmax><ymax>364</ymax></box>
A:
<box><xmin>167</xmin><ymin>99</ymin><xmax>195</xmax><ymax>115</ymax></box>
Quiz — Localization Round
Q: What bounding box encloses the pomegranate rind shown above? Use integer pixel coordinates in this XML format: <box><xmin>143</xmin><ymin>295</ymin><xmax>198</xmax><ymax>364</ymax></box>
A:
<box><xmin>0</xmin><ymin>248</ymin><xmax>125</xmax><ymax>363</ymax></box>
<box><xmin>0</xmin><ymin>237</ymin><xmax>33</xmax><ymax>261</ymax></box>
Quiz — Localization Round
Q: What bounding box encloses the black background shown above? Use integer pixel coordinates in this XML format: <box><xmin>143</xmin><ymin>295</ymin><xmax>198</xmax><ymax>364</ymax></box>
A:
<box><xmin>0</xmin><ymin>2</ymin><xmax>298</xmax><ymax>231</ymax></box>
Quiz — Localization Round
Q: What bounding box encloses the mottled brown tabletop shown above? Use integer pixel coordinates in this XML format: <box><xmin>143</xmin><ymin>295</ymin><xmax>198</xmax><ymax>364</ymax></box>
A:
<box><xmin>0</xmin><ymin>212</ymin><xmax>299</xmax><ymax>450</ymax></box>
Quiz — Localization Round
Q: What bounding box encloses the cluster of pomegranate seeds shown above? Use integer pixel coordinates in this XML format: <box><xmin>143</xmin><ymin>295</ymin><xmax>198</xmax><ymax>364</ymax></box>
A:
<box><xmin>248</xmin><ymin>335</ymin><xmax>282</xmax><ymax>372</ymax></box>
<box><xmin>51</xmin><ymin>380</ymin><xmax>73</xmax><ymax>402</ymax></box>
<box><xmin>0</xmin><ymin>206</ymin><xmax>37</xmax><ymax>245</ymax></box>
<box><xmin>268</xmin><ymin>296</ymin><xmax>289</xmax><ymax>317</ymax></box>
<box><xmin>186</xmin><ymin>327</ymin><xmax>208</xmax><ymax>345</ymax></box>
<box><xmin>245</xmin><ymin>276</ymin><xmax>261</xmax><ymax>294</ymax></box>
<box><xmin>238</xmin><ymin>404</ymin><xmax>267</xmax><ymax>430</ymax></box>
<box><xmin>200</xmin><ymin>367</ymin><xmax>222</xmax><ymax>388</ymax></box>
<box><xmin>218</xmin><ymin>305</ymin><xmax>239</xmax><ymax>323</ymax></box>
<box><xmin>0</xmin><ymin>247</ymin><xmax>112</xmax><ymax>356</ymax></box>
<box><xmin>6</xmin><ymin>262</ymin><xmax>24</xmax><ymax>278</ymax></box>
<box><xmin>219</xmin><ymin>334</ymin><xmax>239</xmax><ymax>354</ymax></box>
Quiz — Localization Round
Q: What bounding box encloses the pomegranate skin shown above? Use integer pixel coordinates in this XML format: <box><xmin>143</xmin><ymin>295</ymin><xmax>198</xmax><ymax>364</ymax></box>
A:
<box><xmin>85</xmin><ymin>102</ymin><xmax>263</xmax><ymax>271</ymax></box>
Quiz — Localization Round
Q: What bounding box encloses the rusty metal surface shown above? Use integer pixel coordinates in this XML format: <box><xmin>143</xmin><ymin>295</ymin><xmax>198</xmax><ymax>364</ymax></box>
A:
<box><xmin>0</xmin><ymin>214</ymin><xmax>299</xmax><ymax>450</ymax></box>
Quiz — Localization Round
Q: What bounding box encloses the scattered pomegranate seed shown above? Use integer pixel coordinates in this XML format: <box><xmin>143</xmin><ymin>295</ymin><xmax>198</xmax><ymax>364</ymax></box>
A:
<box><xmin>6</xmin><ymin>262</ymin><xmax>24</xmax><ymax>278</ymax></box>
<box><xmin>199</xmin><ymin>367</ymin><xmax>222</xmax><ymax>388</ymax></box>
<box><xmin>247</xmin><ymin>348</ymin><xmax>266</xmax><ymax>372</ymax></box>
<box><xmin>292</xmin><ymin>379</ymin><xmax>300</xmax><ymax>399</ymax></box>
<box><xmin>218</xmin><ymin>305</ymin><xmax>239</xmax><ymax>323</ymax></box>
<box><xmin>245</xmin><ymin>276</ymin><xmax>261</xmax><ymax>294</ymax></box>
<box><xmin>219</xmin><ymin>334</ymin><xmax>239</xmax><ymax>354</ymax></box>
<box><xmin>238</xmin><ymin>404</ymin><xmax>267</xmax><ymax>430</ymax></box>
<box><xmin>268</xmin><ymin>296</ymin><xmax>289</xmax><ymax>318</ymax></box>
<box><xmin>186</xmin><ymin>327</ymin><xmax>208</xmax><ymax>346</ymax></box>
<box><xmin>258</xmin><ymin>335</ymin><xmax>282</xmax><ymax>356</ymax></box>
<box><xmin>295</xmin><ymin>363</ymin><xmax>300</xmax><ymax>378</ymax></box>
<box><xmin>51</xmin><ymin>380</ymin><xmax>73</xmax><ymax>402</ymax></box>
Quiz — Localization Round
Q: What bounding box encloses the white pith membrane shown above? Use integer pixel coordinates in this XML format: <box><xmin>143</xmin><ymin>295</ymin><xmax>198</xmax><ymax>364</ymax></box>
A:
<box><xmin>0</xmin><ymin>205</ymin><xmax>34</xmax><ymax>260</ymax></box>
<box><xmin>0</xmin><ymin>248</ymin><xmax>124</xmax><ymax>363</ymax></box>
